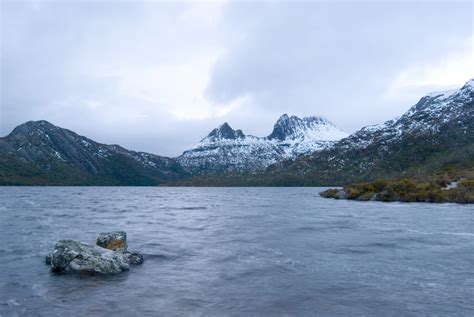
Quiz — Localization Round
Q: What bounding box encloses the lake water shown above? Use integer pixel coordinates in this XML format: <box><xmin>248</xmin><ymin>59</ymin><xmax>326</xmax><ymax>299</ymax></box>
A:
<box><xmin>0</xmin><ymin>187</ymin><xmax>473</xmax><ymax>316</ymax></box>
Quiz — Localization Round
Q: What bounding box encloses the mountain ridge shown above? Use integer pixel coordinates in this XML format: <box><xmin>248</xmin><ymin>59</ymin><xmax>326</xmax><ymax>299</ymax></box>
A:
<box><xmin>173</xmin><ymin>78</ymin><xmax>474</xmax><ymax>186</ymax></box>
<box><xmin>1</xmin><ymin>78</ymin><xmax>472</xmax><ymax>186</ymax></box>
<box><xmin>0</xmin><ymin>113</ymin><xmax>347</xmax><ymax>185</ymax></box>
<box><xmin>177</xmin><ymin>114</ymin><xmax>348</xmax><ymax>174</ymax></box>
<box><xmin>0</xmin><ymin>120</ymin><xmax>187</xmax><ymax>185</ymax></box>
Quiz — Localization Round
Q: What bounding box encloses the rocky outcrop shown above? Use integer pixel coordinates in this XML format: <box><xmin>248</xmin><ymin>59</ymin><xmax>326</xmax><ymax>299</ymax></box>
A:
<box><xmin>178</xmin><ymin>115</ymin><xmax>348</xmax><ymax>174</ymax></box>
<box><xmin>46</xmin><ymin>231</ymin><xmax>144</xmax><ymax>274</ymax></box>
<box><xmin>96</xmin><ymin>231</ymin><xmax>128</xmax><ymax>251</ymax></box>
<box><xmin>123</xmin><ymin>251</ymin><xmax>144</xmax><ymax>265</ymax></box>
<box><xmin>49</xmin><ymin>240</ymin><xmax>130</xmax><ymax>274</ymax></box>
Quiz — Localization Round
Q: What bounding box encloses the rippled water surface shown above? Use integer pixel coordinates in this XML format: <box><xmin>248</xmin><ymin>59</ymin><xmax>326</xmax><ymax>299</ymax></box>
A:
<box><xmin>0</xmin><ymin>187</ymin><xmax>473</xmax><ymax>316</ymax></box>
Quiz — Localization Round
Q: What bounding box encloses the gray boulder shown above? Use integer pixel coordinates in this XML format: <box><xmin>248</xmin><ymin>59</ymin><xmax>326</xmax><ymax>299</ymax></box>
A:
<box><xmin>46</xmin><ymin>231</ymin><xmax>145</xmax><ymax>275</ymax></box>
<box><xmin>49</xmin><ymin>240</ymin><xmax>130</xmax><ymax>274</ymax></box>
<box><xmin>95</xmin><ymin>231</ymin><xmax>144</xmax><ymax>265</ymax></box>
<box><xmin>123</xmin><ymin>251</ymin><xmax>144</xmax><ymax>265</ymax></box>
<box><xmin>335</xmin><ymin>190</ymin><xmax>347</xmax><ymax>199</ymax></box>
<box><xmin>96</xmin><ymin>231</ymin><xmax>128</xmax><ymax>251</ymax></box>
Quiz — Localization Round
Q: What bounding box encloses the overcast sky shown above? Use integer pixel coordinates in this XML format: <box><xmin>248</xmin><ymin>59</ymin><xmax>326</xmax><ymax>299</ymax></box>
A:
<box><xmin>1</xmin><ymin>0</ymin><xmax>473</xmax><ymax>156</ymax></box>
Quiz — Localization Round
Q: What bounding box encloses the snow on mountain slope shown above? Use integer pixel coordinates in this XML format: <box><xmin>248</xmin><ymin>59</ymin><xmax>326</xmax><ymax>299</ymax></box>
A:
<box><xmin>263</xmin><ymin>78</ymin><xmax>474</xmax><ymax>186</ymax></box>
<box><xmin>267</xmin><ymin>114</ymin><xmax>348</xmax><ymax>155</ymax></box>
<box><xmin>329</xmin><ymin>78</ymin><xmax>474</xmax><ymax>151</ymax></box>
<box><xmin>178</xmin><ymin>114</ymin><xmax>348</xmax><ymax>174</ymax></box>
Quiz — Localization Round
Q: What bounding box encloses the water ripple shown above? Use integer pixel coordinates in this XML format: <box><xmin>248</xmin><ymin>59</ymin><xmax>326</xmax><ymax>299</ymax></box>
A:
<box><xmin>0</xmin><ymin>187</ymin><xmax>472</xmax><ymax>316</ymax></box>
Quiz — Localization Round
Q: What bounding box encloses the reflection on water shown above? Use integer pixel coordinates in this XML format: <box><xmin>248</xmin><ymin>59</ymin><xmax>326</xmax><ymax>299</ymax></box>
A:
<box><xmin>0</xmin><ymin>187</ymin><xmax>473</xmax><ymax>316</ymax></box>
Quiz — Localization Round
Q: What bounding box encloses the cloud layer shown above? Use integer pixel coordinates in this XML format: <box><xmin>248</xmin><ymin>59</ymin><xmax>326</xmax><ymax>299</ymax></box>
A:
<box><xmin>1</xmin><ymin>1</ymin><xmax>472</xmax><ymax>156</ymax></box>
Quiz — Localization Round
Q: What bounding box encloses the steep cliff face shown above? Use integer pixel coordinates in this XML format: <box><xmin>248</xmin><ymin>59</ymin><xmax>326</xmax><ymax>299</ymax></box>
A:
<box><xmin>177</xmin><ymin>115</ymin><xmax>348</xmax><ymax>174</ymax></box>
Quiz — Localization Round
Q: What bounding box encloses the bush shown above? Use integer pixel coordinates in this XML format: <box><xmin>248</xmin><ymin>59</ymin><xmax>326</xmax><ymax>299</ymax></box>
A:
<box><xmin>319</xmin><ymin>188</ymin><xmax>339</xmax><ymax>198</ymax></box>
<box><xmin>320</xmin><ymin>169</ymin><xmax>474</xmax><ymax>204</ymax></box>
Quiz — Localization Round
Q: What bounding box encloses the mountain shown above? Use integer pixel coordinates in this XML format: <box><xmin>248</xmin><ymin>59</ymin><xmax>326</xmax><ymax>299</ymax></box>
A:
<box><xmin>267</xmin><ymin>114</ymin><xmax>348</xmax><ymax>154</ymax></box>
<box><xmin>177</xmin><ymin>115</ymin><xmax>348</xmax><ymax>174</ymax></box>
<box><xmin>175</xmin><ymin>79</ymin><xmax>474</xmax><ymax>186</ymax></box>
<box><xmin>0</xmin><ymin>115</ymin><xmax>347</xmax><ymax>184</ymax></box>
<box><xmin>265</xmin><ymin>79</ymin><xmax>474</xmax><ymax>184</ymax></box>
<box><xmin>2</xmin><ymin>79</ymin><xmax>472</xmax><ymax>186</ymax></box>
<box><xmin>0</xmin><ymin>120</ymin><xmax>187</xmax><ymax>185</ymax></box>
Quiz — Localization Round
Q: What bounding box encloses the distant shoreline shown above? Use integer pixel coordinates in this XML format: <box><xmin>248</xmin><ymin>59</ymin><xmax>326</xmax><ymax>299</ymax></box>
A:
<box><xmin>320</xmin><ymin>171</ymin><xmax>474</xmax><ymax>204</ymax></box>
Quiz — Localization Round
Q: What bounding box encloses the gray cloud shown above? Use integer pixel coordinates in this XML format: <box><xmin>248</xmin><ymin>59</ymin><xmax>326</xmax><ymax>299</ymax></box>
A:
<box><xmin>206</xmin><ymin>2</ymin><xmax>473</xmax><ymax>132</ymax></box>
<box><xmin>1</xmin><ymin>1</ymin><xmax>472</xmax><ymax>156</ymax></box>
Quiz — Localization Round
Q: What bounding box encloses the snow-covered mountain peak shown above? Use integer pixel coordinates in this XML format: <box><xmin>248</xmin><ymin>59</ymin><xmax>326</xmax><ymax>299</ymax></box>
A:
<box><xmin>203</xmin><ymin>122</ymin><xmax>246</xmax><ymax>142</ymax></box>
<box><xmin>404</xmin><ymin>79</ymin><xmax>473</xmax><ymax>120</ymax></box>
<box><xmin>465</xmin><ymin>78</ymin><xmax>474</xmax><ymax>88</ymax></box>
<box><xmin>323</xmin><ymin>79</ymin><xmax>473</xmax><ymax>153</ymax></box>
<box><xmin>458</xmin><ymin>78</ymin><xmax>474</xmax><ymax>98</ymax></box>
<box><xmin>425</xmin><ymin>79</ymin><xmax>474</xmax><ymax>102</ymax></box>
<box><xmin>178</xmin><ymin>113</ymin><xmax>348</xmax><ymax>174</ymax></box>
<box><xmin>267</xmin><ymin>114</ymin><xmax>346</xmax><ymax>141</ymax></box>
<box><xmin>426</xmin><ymin>89</ymin><xmax>458</xmax><ymax>100</ymax></box>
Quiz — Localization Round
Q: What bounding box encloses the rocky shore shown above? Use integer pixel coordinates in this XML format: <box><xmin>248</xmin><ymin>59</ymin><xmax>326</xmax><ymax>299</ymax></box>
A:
<box><xmin>320</xmin><ymin>174</ymin><xmax>474</xmax><ymax>204</ymax></box>
<box><xmin>45</xmin><ymin>231</ymin><xmax>144</xmax><ymax>274</ymax></box>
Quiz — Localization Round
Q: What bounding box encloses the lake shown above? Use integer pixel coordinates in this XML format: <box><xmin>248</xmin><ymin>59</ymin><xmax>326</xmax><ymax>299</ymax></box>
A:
<box><xmin>0</xmin><ymin>187</ymin><xmax>473</xmax><ymax>316</ymax></box>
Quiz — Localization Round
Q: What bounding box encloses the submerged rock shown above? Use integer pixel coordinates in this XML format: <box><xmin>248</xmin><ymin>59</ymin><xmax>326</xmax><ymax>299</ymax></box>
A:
<box><xmin>45</xmin><ymin>253</ymin><xmax>52</xmax><ymax>265</ymax></box>
<box><xmin>123</xmin><ymin>251</ymin><xmax>144</xmax><ymax>265</ymax></box>
<box><xmin>96</xmin><ymin>231</ymin><xmax>128</xmax><ymax>251</ymax></box>
<box><xmin>46</xmin><ymin>231</ymin><xmax>144</xmax><ymax>275</ymax></box>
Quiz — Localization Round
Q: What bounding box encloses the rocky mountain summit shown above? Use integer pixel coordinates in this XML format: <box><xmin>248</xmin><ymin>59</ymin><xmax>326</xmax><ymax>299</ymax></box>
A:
<box><xmin>263</xmin><ymin>79</ymin><xmax>474</xmax><ymax>185</ymax></box>
<box><xmin>1</xmin><ymin>79</ymin><xmax>472</xmax><ymax>186</ymax></box>
<box><xmin>205</xmin><ymin>122</ymin><xmax>246</xmax><ymax>141</ymax></box>
<box><xmin>0</xmin><ymin>120</ymin><xmax>187</xmax><ymax>185</ymax></box>
<box><xmin>0</xmin><ymin>114</ymin><xmax>346</xmax><ymax>184</ymax></box>
<box><xmin>177</xmin><ymin>114</ymin><xmax>348</xmax><ymax>174</ymax></box>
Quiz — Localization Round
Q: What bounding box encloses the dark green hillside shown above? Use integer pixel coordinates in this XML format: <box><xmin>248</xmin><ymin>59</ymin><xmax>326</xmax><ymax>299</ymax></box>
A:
<box><xmin>0</xmin><ymin>121</ymin><xmax>188</xmax><ymax>186</ymax></box>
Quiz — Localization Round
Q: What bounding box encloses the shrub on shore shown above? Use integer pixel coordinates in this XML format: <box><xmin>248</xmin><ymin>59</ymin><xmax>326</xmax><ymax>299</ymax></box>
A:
<box><xmin>320</xmin><ymin>170</ymin><xmax>474</xmax><ymax>204</ymax></box>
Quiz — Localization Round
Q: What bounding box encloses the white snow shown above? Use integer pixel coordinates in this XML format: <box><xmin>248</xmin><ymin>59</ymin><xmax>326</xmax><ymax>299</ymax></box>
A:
<box><xmin>345</xmin><ymin>78</ymin><xmax>473</xmax><ymax>150</ymax></box>
<box><xmin>443</xmin><ymin>181</ymin><xmax>459</xmax><ymax>190</ymax></box>
<box><xmin>426</xmin><ymin>89</ymin><xmax>458</xmax><ymax>100</ymax></box>
<box><xmin>53</xmin><ymin>150</ymin><xmax>66</xmax><ymax>161</ymax></box>
<box><xmin>179</xmin><ymin>115</ymin><xmax>349</xmax><ymax>171</ymax></box>
<box><xmin>179</xmin><ymin>78</ymin><xmax>473</xmax><ymax>173</ymax></box>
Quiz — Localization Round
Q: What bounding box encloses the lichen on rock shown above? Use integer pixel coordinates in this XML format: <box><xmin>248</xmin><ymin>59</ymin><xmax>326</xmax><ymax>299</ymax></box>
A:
<box><xmin>96</xmin><ymin>231</ymin><xmax>128</xmax><ymax>251</ymax></box>
<box><xmin>46</xmin><ymin>231</ymin><xmax>144</xmax><ymax>275</ymax></box>
<box><xmin>49</xmin><ymin>240</ymin><xmax>129</xmax><ymax>274</ymax></box>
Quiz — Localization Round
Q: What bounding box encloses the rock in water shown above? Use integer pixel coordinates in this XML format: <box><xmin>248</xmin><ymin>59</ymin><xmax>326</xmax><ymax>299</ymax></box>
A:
<box><xmin>45</xmin><ymin>253</ymin><xmax>52</xmax><ymax>265</ymax></box>
<box><xmin>335</xmin><ymin>190</ymin><xmax>347</xmax><ymax>199</ymax></box>
<box><xmin>95</xmin><ymin>231</ymin><xmax>144</xmax><ymax>265</ymax></box>
<box><xmin>46</xmin><ymin>231</ymin><xmax>144</xmax><ymax>275</ymax></box>
<box><xmin>123</xmin><ymin>251</ymin><xmax>144</xmax><ymax>265</ymax></box>
<box><xmin>49</xmin><ymin>240</ymin><xmax>130</xmax><ymax>274</ymax></box>
<box><xmin>96</xmin><ymin>231</ymin><xmax>128</xmax><ymax>251</ymax></box>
